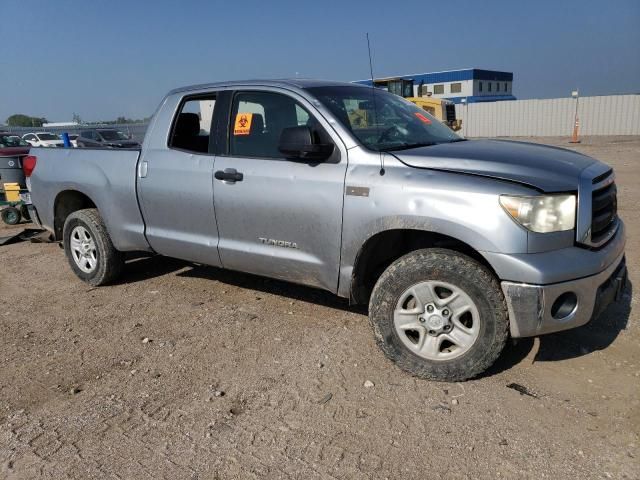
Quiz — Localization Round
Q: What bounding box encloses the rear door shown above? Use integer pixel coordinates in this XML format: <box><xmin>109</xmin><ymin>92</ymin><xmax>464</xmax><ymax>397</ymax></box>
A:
<box><xmin>212</xmin><ymin>88</ymin><xmax>348</xmax><ymax>291</ymax></box>
<box><xmin>137</xmin><ymin>93</ymin><xmax>222</xmax><ymax>266</ymax></box>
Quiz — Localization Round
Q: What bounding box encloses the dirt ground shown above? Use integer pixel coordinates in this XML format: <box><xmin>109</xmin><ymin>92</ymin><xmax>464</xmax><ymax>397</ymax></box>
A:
<box><xmin>0</xmin><ymin>136</ymin><xmax>638</xmax><ymax>479</ymax></box>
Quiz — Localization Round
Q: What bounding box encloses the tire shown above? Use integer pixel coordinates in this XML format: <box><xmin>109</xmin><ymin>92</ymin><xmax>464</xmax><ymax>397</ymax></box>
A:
<box><xmin>20</xmin><ymin>204</ymin><xmax>31</xmax><ymax>222</ymax></box>
<box><xmin>63</xmin><ymin>208</ymin><xmax>124</xmax><ymax>286</ymax></box>
<box><xmin>368</xmin><ymin>248</ymin><xmax>508</xmax><ymax>382</ymax></box>
<box><xmin>1</xmin><ymin>207</ymin><xmax>21</xmax><ymax>225</ymax></box>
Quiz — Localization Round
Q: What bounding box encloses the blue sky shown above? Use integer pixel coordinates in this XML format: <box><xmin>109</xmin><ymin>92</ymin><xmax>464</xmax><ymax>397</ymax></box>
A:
<box><xmin>1</xmin><ymin>0</ymin><xmax>638</xmax><ymax>122</ymax></box>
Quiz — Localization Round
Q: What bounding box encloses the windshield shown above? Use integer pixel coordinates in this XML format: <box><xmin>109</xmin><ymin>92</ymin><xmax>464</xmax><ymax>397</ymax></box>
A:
<box><xmin>307</xmin><ymin>86</ymin><xmax>462</xmax><ymax>151</ymax></box>
<box><xmin>99</xmin><ymin>130</ymin><xmax>128</xmax><ymax>141</ymax></box>
<box><xmin>38</xmin><ymin>133</ymin><xmax>60</xmax><ymax>140</ymax></box>
<box><xmin>0</xmin><ymin>134</ymin><xmax>29</xmax><ymax>148</ymax></box>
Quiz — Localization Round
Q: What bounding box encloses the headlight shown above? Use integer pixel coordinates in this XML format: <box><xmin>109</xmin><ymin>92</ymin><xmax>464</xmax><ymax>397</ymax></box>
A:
<box><xmin>499</xmin><ymin>194</ymin><xmax>576</xmax><ymax>233</ymax></box>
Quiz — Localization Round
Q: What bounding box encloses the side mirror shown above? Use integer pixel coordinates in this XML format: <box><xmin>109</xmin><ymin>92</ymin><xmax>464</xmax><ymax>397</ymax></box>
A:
<box><xmin>278</xmin><ymin>126</ymin><xmax>333</xmax><ymax>161</ymax></box>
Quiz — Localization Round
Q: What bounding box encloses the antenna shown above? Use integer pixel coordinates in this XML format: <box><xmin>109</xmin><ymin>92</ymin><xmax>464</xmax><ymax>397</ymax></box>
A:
<box><xmin>366</xmin><ymin>33</ymin><xmax>385</xmax><ymax>176</ymax></box>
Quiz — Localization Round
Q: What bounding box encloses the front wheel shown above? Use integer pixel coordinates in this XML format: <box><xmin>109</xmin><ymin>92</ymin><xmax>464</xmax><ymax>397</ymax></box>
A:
<box><xmin>368</xmin><ymin>248</ymin><xmax>509</xmax><ymax>382</ymax></box>
<box><xmin>63</xmin><ymin>208</ymin><xmax>124</xmax><ymax>286</ymax></box>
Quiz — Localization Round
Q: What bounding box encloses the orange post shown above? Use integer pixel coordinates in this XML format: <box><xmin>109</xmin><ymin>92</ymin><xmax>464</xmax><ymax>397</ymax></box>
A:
<box><xmin>570</xmin><ymin>116</ymin><xmax>580</xmax><ymax>143</ymax></box>
<box><xmin>569</xmin><ymin>90</ymin><xmax>581</xmax><ymax>143</ymax></box>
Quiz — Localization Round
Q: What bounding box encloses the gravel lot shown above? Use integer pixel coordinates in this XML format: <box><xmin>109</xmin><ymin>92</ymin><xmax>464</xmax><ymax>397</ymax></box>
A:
<box><xmin>0</xmin><ymin>136</ymin><xmax>638</xmax><ymax>479</ymax></box>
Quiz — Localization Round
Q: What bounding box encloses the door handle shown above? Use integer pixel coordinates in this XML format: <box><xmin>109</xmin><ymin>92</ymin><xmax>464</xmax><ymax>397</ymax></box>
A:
<box><xmin>215</xmin><ymin>168</ymin><xmax>243</xmax><ymax>183</ymax></box>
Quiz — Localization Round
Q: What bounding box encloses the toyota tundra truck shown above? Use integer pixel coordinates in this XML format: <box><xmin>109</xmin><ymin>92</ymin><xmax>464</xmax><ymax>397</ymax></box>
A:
<box><xmin>24</xmin><ymin>80</ymin><xmax>627</xmax><ymax>381</ymax></box>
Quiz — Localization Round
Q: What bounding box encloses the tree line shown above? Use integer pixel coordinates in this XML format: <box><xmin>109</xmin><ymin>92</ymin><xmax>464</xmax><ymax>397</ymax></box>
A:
<box><xmin>5</xmin><ymin>113</ymin><xmax>150</xmax><ymax>127</ymax></box>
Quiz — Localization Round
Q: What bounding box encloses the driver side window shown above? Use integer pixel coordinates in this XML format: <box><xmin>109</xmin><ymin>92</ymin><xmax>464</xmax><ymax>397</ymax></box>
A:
<box><xmin>229</xmin><ymin>91</ymin><xmax>328</xmax><ymax>159</ymax></box>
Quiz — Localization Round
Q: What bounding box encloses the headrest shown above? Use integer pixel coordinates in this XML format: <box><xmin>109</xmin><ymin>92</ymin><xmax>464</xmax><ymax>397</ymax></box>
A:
<box><xmin>174</xmin><ymin>113</ymin><xmax>200</xmax><ymax>137</ymax></box>
<box><xmin>250</xmin><ymin>114</ymin><xmax>264</xmax><ymax>135</ymax></box>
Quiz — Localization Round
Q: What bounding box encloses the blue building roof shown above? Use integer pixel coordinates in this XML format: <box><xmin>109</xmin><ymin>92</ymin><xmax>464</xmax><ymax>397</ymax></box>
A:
<box><xmin>355</xmin><ymin>68</ymin><xmax>513</xmax><ymax>85</ymax></box>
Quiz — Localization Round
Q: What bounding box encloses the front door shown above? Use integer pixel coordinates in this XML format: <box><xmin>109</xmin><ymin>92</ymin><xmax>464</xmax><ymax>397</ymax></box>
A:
<box><xmin>137</xmin><ymin>93</ymin><xmax>222</xmax><ymax>266</ymax></box>
<box><xmin>213</xmin><ymin>89</ymin><xmax>347</xmax><ymax>292</ymax></box>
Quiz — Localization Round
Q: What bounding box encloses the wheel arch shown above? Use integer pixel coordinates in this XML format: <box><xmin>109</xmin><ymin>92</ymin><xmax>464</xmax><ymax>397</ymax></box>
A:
<box><xmin>53</xmin><ymin>189</ymin><xmax>97</xmax><ymax>240</ymax></box>
<box><xmin>349</xmin><ymin>228</ymin><xmax>499</xmax><ymax>305</ymax></box>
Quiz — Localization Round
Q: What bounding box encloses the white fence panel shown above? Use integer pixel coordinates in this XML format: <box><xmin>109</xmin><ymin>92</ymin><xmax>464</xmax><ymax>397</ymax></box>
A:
<box><xmin>455</xmin><ymin>94</ymin><xmax>640</xmax><ymax>137</ymax></box>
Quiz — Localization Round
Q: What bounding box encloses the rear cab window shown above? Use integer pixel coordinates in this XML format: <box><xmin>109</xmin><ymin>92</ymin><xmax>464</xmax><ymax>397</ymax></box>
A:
<box><xmin>168</xmin><ymin>95</ymin><xmax>216</xmax><ymax>154</ymax></box>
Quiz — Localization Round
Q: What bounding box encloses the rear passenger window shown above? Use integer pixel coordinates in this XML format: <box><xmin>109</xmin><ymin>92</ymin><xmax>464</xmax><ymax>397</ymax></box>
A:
<box><xmin>169</xmin><ymin>95</ymin><xmax>216</xmax><ymax>153</ymax></box>
<box><xmin>229</xmin><ymin>91</ymin><xmax>324</xmax><ymax>159</ymax></box>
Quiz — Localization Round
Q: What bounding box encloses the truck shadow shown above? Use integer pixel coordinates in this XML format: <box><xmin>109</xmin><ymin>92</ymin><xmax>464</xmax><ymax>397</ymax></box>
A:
<box><xmin>117</xmin><ymin>255</ymin><xmax>632</xmax><ymax>374</ymax></box>
<box><xmin>178</xmin><ymin>263</ymin><xmax>365</xmax><ymax>314</ymax></box>
<box><xmin>117</xmin><ymin>254</ymin><xmax>363</xmax><ymax>314</ymax></box>
<box><xmin>486</xmin><ymin>280</ymin><xmax>633</xmax><ymax>376</ymax></box>
<box><xmin>117</xmin><ymin>253</ymin><xmax>189</xmax><ymax>281</ymax></box>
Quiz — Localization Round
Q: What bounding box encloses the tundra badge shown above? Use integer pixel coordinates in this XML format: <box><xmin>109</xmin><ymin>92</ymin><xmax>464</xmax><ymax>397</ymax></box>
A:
<box><xmin>259</xmin><ymin>237</ymin><xmax>299</xmax><ymax>249</ymax></box>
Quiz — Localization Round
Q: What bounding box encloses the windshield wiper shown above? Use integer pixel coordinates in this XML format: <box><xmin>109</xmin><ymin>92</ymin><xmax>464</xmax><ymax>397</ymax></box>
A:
<box><xmin>379</xmin><ymin>142</ymin><xmax>437</xmax><ymax>152</ymax></box>
<box><xmin>447</xmin><ymin>138</ymin><xmax>467</xmax><ymax>143</ymax></box>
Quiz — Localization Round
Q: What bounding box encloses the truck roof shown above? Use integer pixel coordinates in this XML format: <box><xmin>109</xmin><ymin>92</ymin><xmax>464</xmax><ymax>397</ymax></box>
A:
<box><xmin>168</xmin><ymin>79</ymin><xmax>366</xmax><ymax>95</ymax></box>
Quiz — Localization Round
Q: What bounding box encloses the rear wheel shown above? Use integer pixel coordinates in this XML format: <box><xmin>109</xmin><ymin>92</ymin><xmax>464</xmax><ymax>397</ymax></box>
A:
<box><xmin>368</xmin><ymin>248</ymin><xmax>509</xmax><ymax>382</ymax></box>
<box><xmin>1</xmin><ymin>207</ymin><xmax>21</xmax><ymax>225</ymax></box>
<box><xmin>63</xmin><ymin>208</ymin><xmax>124</xmax><ymax>286</ymax></box>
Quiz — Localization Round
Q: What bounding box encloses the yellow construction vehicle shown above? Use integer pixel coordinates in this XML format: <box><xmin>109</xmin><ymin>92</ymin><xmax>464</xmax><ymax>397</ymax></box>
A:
<box><xmin>405</xmin><ymin>96</ymin><xmax>462</xmax><ymax>131</ymax></box>
<box><xmin>368</xmin><ymin>78</ymin><xmax>462</xmax><ymax>131</ymax></box>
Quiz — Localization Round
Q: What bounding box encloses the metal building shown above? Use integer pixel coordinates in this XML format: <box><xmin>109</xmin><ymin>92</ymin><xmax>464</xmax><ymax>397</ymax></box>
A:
<box><xmin>354</xmin><ymin>68</ymin><xmax>516</xmax><ymax>104</ymax></box>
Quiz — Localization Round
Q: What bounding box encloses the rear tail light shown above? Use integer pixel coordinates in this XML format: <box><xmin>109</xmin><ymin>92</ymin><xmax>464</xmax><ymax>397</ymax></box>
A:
<box><xmin>23</xmin><ymin>155</ymin><xmax>37</xmax><ymax>177</ymax></box>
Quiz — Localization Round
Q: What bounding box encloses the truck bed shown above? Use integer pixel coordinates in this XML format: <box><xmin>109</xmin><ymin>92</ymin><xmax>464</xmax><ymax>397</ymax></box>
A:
<box><xmin>29</xmin><ymin>147</ymin><xmax>150</xmax><ymax>252</ymax></box>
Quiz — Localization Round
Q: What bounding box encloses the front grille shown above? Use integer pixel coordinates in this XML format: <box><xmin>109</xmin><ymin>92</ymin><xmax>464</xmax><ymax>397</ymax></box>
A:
<box><xmin>591</xmin><ymin>181</ymin><xmax>617</xmax><ymax>244</ymax></box>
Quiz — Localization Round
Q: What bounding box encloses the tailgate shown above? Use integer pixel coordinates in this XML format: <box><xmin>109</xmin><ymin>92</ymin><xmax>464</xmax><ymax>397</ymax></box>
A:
<box><xmin>0</xmin><ymin>154</ymin><xmax>27</xmax><ymax>189</ymax></box>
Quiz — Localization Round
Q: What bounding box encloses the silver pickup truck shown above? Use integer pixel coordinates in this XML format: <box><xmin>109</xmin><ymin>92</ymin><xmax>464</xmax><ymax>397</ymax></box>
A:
<box><xmin>25</xmin><ymin>79</ymin><xmax>627</xmax><ymax>381</ymax></box>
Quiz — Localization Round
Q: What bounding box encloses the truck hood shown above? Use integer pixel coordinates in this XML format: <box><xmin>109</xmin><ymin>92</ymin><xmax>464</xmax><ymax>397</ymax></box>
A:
<box><xmin>393</xmin><ymin>139</ymin><xmax>599</xmax><ymax>192</ymax></box>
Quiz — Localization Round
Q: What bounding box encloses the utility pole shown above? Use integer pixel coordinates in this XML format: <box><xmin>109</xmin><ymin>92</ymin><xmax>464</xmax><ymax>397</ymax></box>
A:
<box><xmin>569</xmin><ymin>89</ymin><xmax>580</xmax><ymax>143</ymax></box>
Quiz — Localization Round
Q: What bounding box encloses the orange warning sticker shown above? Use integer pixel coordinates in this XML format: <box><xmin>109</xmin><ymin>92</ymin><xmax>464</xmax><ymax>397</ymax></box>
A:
<box><xmin>414</xmin><ymin>112</ymin><xmax>432</xmax><ymax>124</ymax></box>
<box><xmin>233</xmin><ymin>113</ymin><xmax>253</xmax><ymax>135</ymax></box>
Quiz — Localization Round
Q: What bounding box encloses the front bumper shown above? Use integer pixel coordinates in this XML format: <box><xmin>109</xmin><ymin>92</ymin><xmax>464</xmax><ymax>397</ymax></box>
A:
<box><xmin>502</xmin><ymin>252</ymin><xmax>627</xmax><ymax>337</ymax></box>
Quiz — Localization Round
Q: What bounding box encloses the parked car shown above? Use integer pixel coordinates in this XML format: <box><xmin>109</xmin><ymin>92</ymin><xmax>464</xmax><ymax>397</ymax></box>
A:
<box><xmin>25</xmin><ymin>80</ymin><xmax>626</xmax><ymax>382</ymax></box>
<box><xmin>76</xmin><ymin>128</ymin><xmax>140</xmax><ymax>148</ymax></box>
<box><xmin>59</xmin><ymin>133</ymin><xmax>79</xmax><ymax>147</ymax></box>
<box><xmin>1</xmin><ymin>132</ymin><xmax>30</xmax><ymax>152</ymax></box>
<box><xmin>22</xmin><ymin>132</ymin><xmax>64</xmax><ymax>147</ymax></box>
